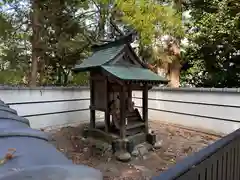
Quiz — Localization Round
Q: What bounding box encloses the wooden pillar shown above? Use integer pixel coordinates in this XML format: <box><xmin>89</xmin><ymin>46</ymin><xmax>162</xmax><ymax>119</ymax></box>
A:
<box><xmin>128</xmin><ymin>85</ymin><xmax>132</xmax><ymax>102</ymax></box>
<box><xmin>90</xmin><ymin>78</ymin><xmax>96</xmax><ymax>129</ymax></box>
<box><xmin>120</xmin><ymin>85</ymin><xmax>126</xmax><ymax>139</ymax></box>
<box><xmin>104</xmin><ymin>79</ymin><xmax>110</xmax><ymax>132</ymax></box>
<box><xmin>142</xmin><ymin>84</ymin><xmax>148</xmax><ymax>134</ymax></box>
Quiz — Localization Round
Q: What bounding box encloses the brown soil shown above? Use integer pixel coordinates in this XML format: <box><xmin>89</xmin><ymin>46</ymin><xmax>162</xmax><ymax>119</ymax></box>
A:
<box><xmin>50</xmin><ymin>121</ymin><xmax>220</xmax><ymax>180</ymax></box>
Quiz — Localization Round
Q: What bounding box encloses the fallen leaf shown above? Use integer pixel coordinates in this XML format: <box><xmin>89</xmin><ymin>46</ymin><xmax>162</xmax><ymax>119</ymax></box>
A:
<box><xmin>5</xmin><ymin>153</ymin><xmax>14</xmax><ymax>160</ymax></box>
<box><xmin>0</xmin><ymin>159</ymin><xmax>6</xmax><ymax>165</ymax></box>
<box><xmin>0</xmin><ymin>148</ymin><xmax>17</xmax><ymax>165</ymax></box>
<box><xmin>8</xmin><ymin>148</ymin><xmax>16</xmax><ymax>152</ymax></box>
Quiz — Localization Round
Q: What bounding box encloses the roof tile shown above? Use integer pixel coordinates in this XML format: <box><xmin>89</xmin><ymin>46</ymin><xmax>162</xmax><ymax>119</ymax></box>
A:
<box><xmin>102</xmin><ymin>66</ymin><xmax>167</xmax><ymax>82</ymax></box>
<box><xmin>73</xmin><ymin>44</ymin><xmax>124</xmax><ymax>71</ymax></box>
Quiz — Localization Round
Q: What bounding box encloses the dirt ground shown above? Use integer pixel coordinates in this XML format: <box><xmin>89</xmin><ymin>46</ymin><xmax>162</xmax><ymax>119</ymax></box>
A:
<box><xmin>50</xmin><ymin>121</ymin><xmax>220</xmax><ymax>180</ymax></box>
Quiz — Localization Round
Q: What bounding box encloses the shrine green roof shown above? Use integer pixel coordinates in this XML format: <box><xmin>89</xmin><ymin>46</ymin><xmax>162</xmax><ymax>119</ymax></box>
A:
<box><xmin>102</xmin><ymin>66</ymin><xmax>167</xmax><ymax>83</ymax></box>
<box><xmin>72</xmin><ymin>34</ymin><xmax>167</xmax><ymax>84</ymax></box>
<box><xmin>73</xmin><ymin>44</ymin><xmax>124</xmax><ymax>71</ymax></box>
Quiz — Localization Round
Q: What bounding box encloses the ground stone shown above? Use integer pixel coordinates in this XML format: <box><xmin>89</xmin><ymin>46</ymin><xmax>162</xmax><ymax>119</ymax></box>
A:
<box><xmin>138</xmin><ymin>146</ymin><xmax>148</xmax><ymax>156</ymax></box>
<box><xmin>83</xmin><ymin>147</ymin><xmax>88</xmax><ymax>152</ymax></box>
<box><xmin>131</xmin><ymin>149</ymin><xmax>139</xmax><ymax>157</ymax></box>
<box><xmin>154</xmin><ymin>140</ymin><xmax>163</xmax><ymax>149</ymax></box>
<box><xmin>93</xmin><ymin>140</ymin><xmax>111</xmax><ymax>152</ymax></box>
<box><xmin>81</xmin><ymin>137</ymin><xmax>87</xmax><ymax>142</ymax></box>
<box><xmin>116</xmin><ymin>151</ymin><xmax>131</xmax><ymax>162</ymax></box>
<box><xmin>131</xmin><ymin>143</ymin><xmax>152</xmax><ymax>157</ymax></box>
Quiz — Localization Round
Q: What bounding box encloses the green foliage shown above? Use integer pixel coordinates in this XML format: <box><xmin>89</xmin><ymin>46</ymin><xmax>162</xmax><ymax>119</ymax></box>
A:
<box><xmin>114</xmin><ymin>0</ymin><xmax>184</xmax><ymax>44</ymax></box>
<box><xmin>0</xmin><ymin>0</ymin><xmax>186</xmax><ymax>86</ymax></box>
<box><xmin>0</xmin><ymin>70</ymin><xmax>24</xmax><ymax>85</ymax></box>
<box><xmin>36</xmin><ymin>0</ymin><xmax>92</xmax><ymax>85</ymax></box>
<box><xmin>3</xmin><ymin>0</ymin><xmax>239</xmax><ymax>88</ymax></box>
<box><xmin>182</xmin><ymin>0</ymin><xmax>240</xmax><ymax>87</ymax></box>
<box><xmin>0</xmin><ymin>14</ymin><xmax>13</xmax><ymax>40</ymax></box>
<box><xmin>71</xmin><ymin>72</ymin><xmax>89</xmax><ymax>86</ymax></box>
<box><xmin>0</xmin><ymin>0</ymin><xmax>94</xmax><ymax>86</ymax></box>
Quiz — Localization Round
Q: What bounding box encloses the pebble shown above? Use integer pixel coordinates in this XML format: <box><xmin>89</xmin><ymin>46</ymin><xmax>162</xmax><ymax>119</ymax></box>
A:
<box><xmin>154</xmin><ymin>140</ymin><xmax>163</xmax><ymax>149</ymax></box>
<box><xmin>116</xmin><ymin>152</ymin><xmax>131</xmax><ymax>162</ymax></box>
<box><xmin>81</xmin><ymin>137</ymin><xmax>86</xmax><ymax>141</ymax></box>
<box><xmin>83</xmin><ymin>147</ymin><xmax>88</xmax><ymax>152</ymax></box>
<box><xmin>131</xmin><ymin>149</ymin><xmax>139</xmax><ymax>157</ymax></box>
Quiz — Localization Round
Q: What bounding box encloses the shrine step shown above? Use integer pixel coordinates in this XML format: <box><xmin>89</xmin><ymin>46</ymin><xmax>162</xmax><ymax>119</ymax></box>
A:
<box><xmin>126</xmin><ymin>121</ymin><xmax>145</xmax><ymax>130</ymax></box>
<box><xmin>127</xmin><ymin>116</ymin><xmax>139</xmax><ymax>121</ymax></box>
<box><xmin>126</xmin><ymin>109</ymin><xmax>142</xmax><ymax>122</ymax></box>
<box><xmin>126</xmin><ymin>111</ymin><xmax>138</xmax><ymax>117</ymax></box>
<box><xmin>126</xmin><ymin>124</ymin><xmax>145</xmax><ymax>136</ymax></box>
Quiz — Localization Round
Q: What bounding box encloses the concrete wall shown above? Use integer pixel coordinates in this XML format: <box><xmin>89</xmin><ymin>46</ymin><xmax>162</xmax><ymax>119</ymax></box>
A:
<box><xmin>133</xmin><ymin>88</ymin><xmax>240</xmax><ymax>135</ymax></box>
<box><xmin>0</xmin><ymin>86</ymin><xmax>240</xmax><ymax>134</ymax></box>
<box><xmin>0</xmin><ymin>87</ymin><xmax>92</xmax><ymax>129</ymax></box>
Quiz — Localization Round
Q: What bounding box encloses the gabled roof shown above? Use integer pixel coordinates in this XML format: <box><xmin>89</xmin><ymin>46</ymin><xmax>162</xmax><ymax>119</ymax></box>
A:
<box><xmin>102</xmin><ymin>66</ymin><xmax>167</xmax><ymax>83</ymax></box>
<box><xmin>72</xmin><ymin>34</ymin><xmax>146</xmax><ymax>72</ymax></box>
<box><xmin>72</xmin><ymin>34</ymin><xmax>167</xmax><ymax>84</ymax></box>
<box><xmin>73</xmin><ymin>44</ymin><xmax>124</xmax><ymax>71</ymax></box>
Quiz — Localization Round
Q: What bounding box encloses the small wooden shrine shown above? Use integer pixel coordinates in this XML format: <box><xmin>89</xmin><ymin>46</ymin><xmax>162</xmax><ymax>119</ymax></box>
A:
<box><xmin>73</xmin><ymin>34</ymin><xmax>168</xmax><ymax>160</ymax></box>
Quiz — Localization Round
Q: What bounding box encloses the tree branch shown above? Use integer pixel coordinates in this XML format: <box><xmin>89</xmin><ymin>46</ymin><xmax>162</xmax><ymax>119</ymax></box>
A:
<box><xmin>109</xmin><ymin>16</ymin><xmax>124</xmax><ymax>36</ymax></box>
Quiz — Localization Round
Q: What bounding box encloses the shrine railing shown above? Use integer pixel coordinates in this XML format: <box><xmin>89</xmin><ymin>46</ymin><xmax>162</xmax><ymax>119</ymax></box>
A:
<box><xmin>152</xmin><ymin>128</ymin><xmax>240</xmax><ymax>180</ymax></box>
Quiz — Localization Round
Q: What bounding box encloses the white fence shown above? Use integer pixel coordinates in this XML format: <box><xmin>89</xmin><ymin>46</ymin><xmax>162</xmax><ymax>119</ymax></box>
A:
<box><xmin>0</xmin><ymin>87</ymin><xmax>91</xmax><ymax>129</ymax></box>
<box><xmin>133</xmin><ymin>88</ymin><xmax>240</xmax><ymax>135</ymax></box>
<box><xmin>0</xmin><ymin>87</ymin><xmax>240</xmax><ymax>134</ymax></box>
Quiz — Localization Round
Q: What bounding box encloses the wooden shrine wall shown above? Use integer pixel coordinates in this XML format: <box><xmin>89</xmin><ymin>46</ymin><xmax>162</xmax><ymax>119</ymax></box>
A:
<box><xmin>93</xmin><ymin>80</ymin><xmax>107</xmax><ymax>110</ymax></box>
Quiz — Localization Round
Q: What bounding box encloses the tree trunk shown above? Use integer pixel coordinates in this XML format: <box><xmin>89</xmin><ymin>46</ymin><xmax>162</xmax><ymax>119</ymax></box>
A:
<box><xmin>63</xmin><ymin>71</ymin><xmax>68</xmax><ymax>86</ymax></box>
<box><xmin>167</xmin><ymin>0</ymin><xmax>183</xmax><ymax>88</ymax></box>
<box><xmin>30</xmin><ymin>49</ymin><xmax>38</xmax><ymax>87</ymax></box>
<box><xmin>39</xmin><ymin>59</ymin><xmax>45</xmax><ymax>86</ymax></box>
<box><xmin>30</xmin><ymin>0</ymin><xmax>40</xmax><ymax>87</ymax></box>
<box><xmin>98</xmin><ymin>3</ymin><xmax>106</xmax><ymax>39</ymax></box>
<box><xmin>167</xmin><ymin>41</ymin><xmax>181</xmax><ymax>87</ymax></box>
<box><xmin>56</xmin><ymin>67</ymin><xmax>62</xmax><ymax>85</ymax></box>
<box><xmin>157</xmin><ymin>61</ymin><xmax>169</xmax><ymax>78</ymax></box>
<box><xmin>168</xmin><ymin>59</ymin><xmax>181</xmax><ymax>87</ymax></box>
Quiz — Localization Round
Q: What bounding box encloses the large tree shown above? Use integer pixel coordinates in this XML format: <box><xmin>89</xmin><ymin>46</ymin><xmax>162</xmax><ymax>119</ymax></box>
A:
<box><xmin>182</xmin><ymin>0</ymin><xmax>240</xmax><ymax>87</ymax></box>
<box><xmin>0</xmin><ymin>0</ymin><xmax>94</xmax><ymax>86</ymax></box>
<box><xmin>0</xmin><ymin>0</ymin><xmax>185</xmax><ymax>86</ymax></box>
<box><xmin>96</xmin><ymin>0</ymin><xmax>184</xmax><ymax>87</ymax></box>
<box><xmin>0</xmin><ymin>1</ymin><xmax>30</xmax><ymax>85</ymax></box>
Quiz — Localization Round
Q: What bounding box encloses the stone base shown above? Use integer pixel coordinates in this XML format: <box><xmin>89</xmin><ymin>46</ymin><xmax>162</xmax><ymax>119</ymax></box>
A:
<box><xmin>146</xmin><ymin>133</ymin><xmax>157</xmax><ymax>145</ymax></box>
<box><xmin>131</xmin><ymin>142</ymin><xmax>153</xmax><ymax>158</ymax></box>
<box><xmin>83</xmin><ymin>127</ymin><xmax>117</xmax><ymax>144</ymax></box>
<box><xmin>115</xmin><ymin>151</ymin><xmax>131</xmax><ymax>162</ymax></box>
<box><xmin>83</xmin><ymin>126</ymin><xmax>158</xmax><ymax>161</ymax></box>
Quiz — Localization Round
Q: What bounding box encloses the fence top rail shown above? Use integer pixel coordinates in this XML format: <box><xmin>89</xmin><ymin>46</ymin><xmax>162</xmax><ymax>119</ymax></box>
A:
<box><xmin>151</xmin><ymin>87</ymin><xmax>240</xmax><ymax>93</ymax></box>
<box><xmin>1</xmin><ymin>86</ymin><xmax>240</xmax><ymax>93</ymax></box>
<box><xmin>0</xmin><ymin>86</ymin><xmax>89</xmax><ymax>91</ymax></box>
<box><xmin>152</xmin><ymin>128</ymin><xmax>240</xmax><ymax>180</ymax></box>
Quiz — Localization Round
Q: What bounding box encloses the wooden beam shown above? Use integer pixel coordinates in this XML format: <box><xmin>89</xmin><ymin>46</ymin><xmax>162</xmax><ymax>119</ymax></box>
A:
<box><xmin>104</xmin><ymin>79</ymin><xmax>110</xmax><ymax>133</ymax></box>
<box><xmin>128</xmin><ymin>85</ymin><xmax>132</xmax><ymax>103</ymax></box>
<box><xmin>142</xmin><ymin>84</ymin><xmax>148</xmax><ymax>134</ymax></box>
<box><xmin>101</xmin><ymin>68</ymin><xmax>124</xmax><ymax>86</ymax></box>
<box><xmin>90</xmin><ymin>77</ymin><xmax>96</xmax><ymax>128</ymax></box>
<box><xmin>89</xmin><ymin>76</ymin><xmax>105</xmax><ymax>81</ymax></box>
<box><xmin>120</xmin><ymin>86</ymin><xmax>126</xmax><ymax>139</ymax></box>
<box><xmin>89</xmin><ymin>105</ymin><xmax>105</xmax><ymax>112</ymax></box>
